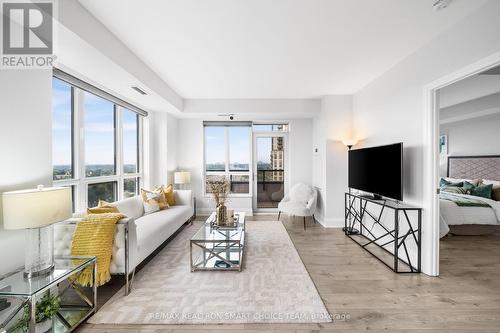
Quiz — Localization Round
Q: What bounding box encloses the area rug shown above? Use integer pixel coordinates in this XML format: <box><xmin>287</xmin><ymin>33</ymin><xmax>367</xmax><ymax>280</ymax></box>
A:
<box><xmin>89</xmin><ymin>220</ymin><xmax>331</xmax><ymax>324</ymax></box>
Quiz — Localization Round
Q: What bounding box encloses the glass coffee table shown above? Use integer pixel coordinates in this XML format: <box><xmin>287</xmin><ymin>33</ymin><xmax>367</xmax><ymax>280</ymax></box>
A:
<box><xmin>190</xmin><ymin>212</ymin><xmax>245</xmax><ymax>272</ymax></box>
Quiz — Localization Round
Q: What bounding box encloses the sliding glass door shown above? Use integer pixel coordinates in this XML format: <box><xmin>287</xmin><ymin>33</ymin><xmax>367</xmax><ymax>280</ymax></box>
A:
<box><xmin>253</xmin><ymin>133</ymin><xmax>287</xmax><ymax>211</ymax></box>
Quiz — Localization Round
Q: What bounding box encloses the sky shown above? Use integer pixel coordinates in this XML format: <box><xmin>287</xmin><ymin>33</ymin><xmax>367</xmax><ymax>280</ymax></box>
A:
<box><xmin>205</xmin><ymin>126</ymin><xmax>274</xmax><ymax>168</ymax></box>
<box><xmin>52</xmin><ymin>78</ymin><xmax>139</xmax><ymax>167</ymax></box>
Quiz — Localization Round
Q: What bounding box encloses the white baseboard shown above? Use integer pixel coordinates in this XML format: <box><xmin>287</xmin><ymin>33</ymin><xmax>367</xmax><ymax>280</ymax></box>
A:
<box><xmin>317</xmin><ymin>217</ymin><xmax>344</xmax><ymax>228</ymax></box>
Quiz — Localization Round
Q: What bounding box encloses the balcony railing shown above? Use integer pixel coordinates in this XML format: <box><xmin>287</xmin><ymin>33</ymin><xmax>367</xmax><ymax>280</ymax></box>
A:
<box><xmin>256</xmin><ymin>169</ymin><xmax>284</xmax><ymax>208</ymax></box>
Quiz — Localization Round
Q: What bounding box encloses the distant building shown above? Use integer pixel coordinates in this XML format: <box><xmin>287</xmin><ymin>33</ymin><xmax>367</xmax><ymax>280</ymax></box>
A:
<box><xmin>270</xmin><ymin>137</ymin><xmax>284</xmax><ymax>181</ymax></box>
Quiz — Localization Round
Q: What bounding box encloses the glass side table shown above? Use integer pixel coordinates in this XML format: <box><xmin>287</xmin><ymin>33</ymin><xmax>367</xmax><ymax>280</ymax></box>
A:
<box><xmin>0</xmin><ymin>256</ymin><xmax>96</xmax><ymax>333</ymax></box>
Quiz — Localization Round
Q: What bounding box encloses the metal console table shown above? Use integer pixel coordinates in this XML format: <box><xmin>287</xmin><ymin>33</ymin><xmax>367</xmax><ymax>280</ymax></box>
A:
<box><xmin>0</xmin><ymin>256</ymin><xmax>96</xmax><ymax>333</ymax></box>
<box><xmin>345</xmin><ymin>192</ymin><xmax>422</xmax><ymax>273</ymax></box>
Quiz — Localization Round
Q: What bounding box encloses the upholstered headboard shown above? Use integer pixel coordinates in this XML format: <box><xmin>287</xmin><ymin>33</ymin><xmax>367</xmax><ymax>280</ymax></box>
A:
<box><xmin>447</xmin><ymin>155</ymin><xmax>500</xmax><ymax>181</ymax></box>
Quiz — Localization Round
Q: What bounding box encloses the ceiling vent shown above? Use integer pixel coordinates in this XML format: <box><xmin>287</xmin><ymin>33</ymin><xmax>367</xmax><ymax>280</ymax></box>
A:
<box><xmin>433</xmin><ymin>0</ymin><xmax>452</xmax><ymax>11</ymax></box>
<box><xmin>131</xmin><ymin>86</ymin><xmax>147</xmax><ymax>95</ymax></box>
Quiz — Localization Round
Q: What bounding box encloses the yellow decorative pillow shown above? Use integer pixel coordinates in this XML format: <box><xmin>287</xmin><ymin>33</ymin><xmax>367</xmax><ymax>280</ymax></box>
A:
<box><xmin>87</xmin><ymin>206</ymin><xmax>119</xmax><ymax>214</ymax></box>
<box><xmin>98</xmin><ymin>200</ymin><xmax>114</xmax><ymax>207</ymax></box>
<box><xmin>163</xmin><ymin>184</ymin><xmax>176</xmax><ymax>206</ymax></box>
<box><xmin>141</xmin><ymin>188</ymin><xmax>169</xmax><ymax>213</ymax></box>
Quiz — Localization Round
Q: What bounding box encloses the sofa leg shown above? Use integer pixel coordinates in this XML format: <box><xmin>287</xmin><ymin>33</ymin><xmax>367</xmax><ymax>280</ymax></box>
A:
<box><xmin>312</xmin><ymin>214</ymin><xmax>317</xmax><ymax>224</ymax></box>
<box><xmin>125</xmin><ymin>268</ymin><xmax>136</xmax><ymax>296</ymax></box>
<box><xmin>303</xmin><ymin>216</ymin><xmax>306</xmax><ymax>231</ymax></box>
<box><xmin>278</xmin><ymin>211</ymin><xmax>281</xmax><ymax>221</ymax></box>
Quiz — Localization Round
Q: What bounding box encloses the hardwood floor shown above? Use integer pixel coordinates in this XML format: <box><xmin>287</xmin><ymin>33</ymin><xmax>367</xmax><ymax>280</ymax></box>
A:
<box><xmin>77</xmin><ymin>215</ymin><xmax>500</xmax><ymax>332</ymax></box>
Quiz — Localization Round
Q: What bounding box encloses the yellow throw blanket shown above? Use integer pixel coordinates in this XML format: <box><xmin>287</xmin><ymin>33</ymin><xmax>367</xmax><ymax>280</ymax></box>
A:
<box><xmin>71</xmin><ymin>213</ymin><xmax>125</xmax><ymax>287</ymax></box>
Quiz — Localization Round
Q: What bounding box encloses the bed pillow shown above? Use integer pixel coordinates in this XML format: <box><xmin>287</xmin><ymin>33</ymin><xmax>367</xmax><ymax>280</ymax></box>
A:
<box><xmin>441</xmin><ymin>186</ymin><xmax>467</xmax><ymax>195</ymax></box>
<box><xmin>470</xmin><ymin>184</ymin><xmax>493</xmax><ymax>199</ymax></box>
<box><xmin>443</xmin><ymin>177</ymin><xmax>481</xmax><ymax>186</ymax></box>
<box><xmin>462</xmin><ymin>181</ymin><xmax>477</xmax><ymax>192</ymax></box>
<box><xmin>482</xmin><ymin>180</ymin><xmax>500</xmax><ymax>201</ymax></box>
<box><xmin>440</xmin><ymin>178</ymin><xmax>463</xmax><ymax>188</ymax></box>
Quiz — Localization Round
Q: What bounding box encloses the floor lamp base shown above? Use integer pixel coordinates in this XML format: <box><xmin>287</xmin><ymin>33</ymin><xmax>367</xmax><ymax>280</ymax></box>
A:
<box><xmin>342</xmin><ymin>227</ymin><xmax>359</xmax><ymax>235</ymax></box>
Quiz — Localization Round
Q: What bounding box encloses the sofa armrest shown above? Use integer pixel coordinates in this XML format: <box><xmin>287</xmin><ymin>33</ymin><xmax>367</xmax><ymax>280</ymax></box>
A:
<box><xmin>175</xmin><ymin>190</ymin><xmax>194</xmax><ymax>208</ymax></box>
<box><xmin>54</xmin><ymin>216</ymin><xmax>138</xmax><ymax>274</ymax></box>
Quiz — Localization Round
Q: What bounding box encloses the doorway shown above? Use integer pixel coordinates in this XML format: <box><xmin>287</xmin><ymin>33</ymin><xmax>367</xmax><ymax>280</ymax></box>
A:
<box><xmin>253</xmin><ymin>133</ymin><xmax>288</xmax><ymax>212</ymax></box>
<box><xmin>424</xmin><ymin>51</ymin><xmax>500</xmax><ymax>276</ymax></box>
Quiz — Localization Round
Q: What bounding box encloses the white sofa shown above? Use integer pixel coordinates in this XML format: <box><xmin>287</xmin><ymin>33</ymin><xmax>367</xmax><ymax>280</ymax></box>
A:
<box><xmin>54</xmin><ymin>190</ymin><xmax>194</xmax><ymax>294</ymax></box>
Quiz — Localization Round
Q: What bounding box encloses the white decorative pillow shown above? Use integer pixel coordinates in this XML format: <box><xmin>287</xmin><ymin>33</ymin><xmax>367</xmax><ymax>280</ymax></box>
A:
<box><xmin>141</xmin><ymin>189</ymin><xmax>165</xmax><ymax>214</ymax></box>
<box><xmin>290</xmin><ymin>183</ymin><xmax>313</xmax><ymax>203</ymax></box>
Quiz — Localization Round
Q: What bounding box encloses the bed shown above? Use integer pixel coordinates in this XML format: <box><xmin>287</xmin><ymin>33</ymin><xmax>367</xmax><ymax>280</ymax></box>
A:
<box><xmin>439</xmin><ymin>155</ymin><xmax>500</xmax><ymax>237</ymax></box>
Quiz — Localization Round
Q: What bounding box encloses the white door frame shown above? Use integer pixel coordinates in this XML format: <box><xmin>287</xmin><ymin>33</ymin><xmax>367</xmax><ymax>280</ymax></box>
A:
<box><xmin>252</xmin><ymin>132</ymin><xmax>289</xmax><ymax>213</ymax></box>
<box><xmin>423</xmin><ymin>51</ymin><xmax>500</xmax><ymax>276</ymax></box>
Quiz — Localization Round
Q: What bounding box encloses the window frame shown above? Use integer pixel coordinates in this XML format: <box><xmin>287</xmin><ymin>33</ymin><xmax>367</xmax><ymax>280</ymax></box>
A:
<box><xmin>203</xmin><ymin>125</ymin><xmax>253</xmax><ymax>197</ymax></box>
<box><xmin>52</xmin><ymin>77</ymin><xmax>144</xmax><ymax>211</ymax></box>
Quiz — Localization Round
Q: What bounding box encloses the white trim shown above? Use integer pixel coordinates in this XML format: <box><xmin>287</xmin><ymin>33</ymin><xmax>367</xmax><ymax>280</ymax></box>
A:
<box><xmin>316</xmin><ymin>216</ymin><xmax>344</xmax><ymax>228</ymax></box>
<box><xmin>423</xmin><ymin>50</ymin><xmax>500</xmax><ymax>277</ymax></box>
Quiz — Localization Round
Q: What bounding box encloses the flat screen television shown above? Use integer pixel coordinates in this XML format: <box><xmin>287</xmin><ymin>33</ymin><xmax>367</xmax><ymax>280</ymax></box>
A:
<box><xmin>348</xmin><ymin>143</ymin><xmax>403</xmax><ymax>201</ymax></box>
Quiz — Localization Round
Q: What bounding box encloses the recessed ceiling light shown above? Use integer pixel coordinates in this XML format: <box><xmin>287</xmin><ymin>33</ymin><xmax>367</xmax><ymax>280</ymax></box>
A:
<box><xmin>131</xmin><ymin>86</ymin><xmax>147</xmax><ymax>95</ymax></box>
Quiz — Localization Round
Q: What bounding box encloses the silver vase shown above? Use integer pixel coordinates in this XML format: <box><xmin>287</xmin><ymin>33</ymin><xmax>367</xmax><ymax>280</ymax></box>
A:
<box><xmin>216</xmin><ymin>204</ymin><xmax>227</xmax><ymax>226</ymax></box>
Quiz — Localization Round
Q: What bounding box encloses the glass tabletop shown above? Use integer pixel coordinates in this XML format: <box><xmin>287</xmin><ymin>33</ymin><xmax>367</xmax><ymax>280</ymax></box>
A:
<box><xmin>0</xmin><ymin>256</ymin><xmax>95</xmax><ymax>297</ymax></box>
<box><xmin>191</xmin><ymin>223</ymin><xmax>244</xmax><ymax>242</ymax></box>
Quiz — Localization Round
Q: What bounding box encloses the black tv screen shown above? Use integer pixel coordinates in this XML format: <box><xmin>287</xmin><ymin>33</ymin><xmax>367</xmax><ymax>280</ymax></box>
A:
<box><xmin>348</xmin><ymin>143</ymin><xmax>403</xmax><ymax>200</ymax></box>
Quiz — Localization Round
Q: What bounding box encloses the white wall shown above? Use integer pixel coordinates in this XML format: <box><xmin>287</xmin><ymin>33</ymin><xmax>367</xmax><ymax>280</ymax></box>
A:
<box><xmin>148</xmin><ymin>111</ymin><xmax>179</xmax><ymax>187</ymax></box>
<box><xmin>312</xmin><ymin>95</ymin><xmax>353</xmax><ymax>227</ymax></box>
<box><xmin>352</xmin><ymin>0</ymin><xmax>500</xmax><ymax>275</ymax></box>
<box><xmin>0</xmin><ymin>70</ymin><xmax>52</xmax><ymax>275</ymax></box>
<box><xmin>439</xmin><ymin>74</ymin><xmax>500</xmax><ymax>109</ymax></box>
<box><xmin>176</xmin><ymin>116</ymin><xmax>313</xmax><ymax>215</ymax></box>
<box><xmin>440</xmin><ymin>113</ymin><xmax>500</xmax><ymax>177</ymax></box>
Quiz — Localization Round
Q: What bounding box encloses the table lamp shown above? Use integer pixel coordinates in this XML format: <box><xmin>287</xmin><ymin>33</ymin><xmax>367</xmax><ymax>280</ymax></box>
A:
<box><xmin>174</xmin><ymin>171</ymin><xmax>191</xmax><ymax>190</ymax></box>
<box><xmin>2</xmin><ymin>185</ymin><xmax>72</xmax><ymax>278</ymax></box>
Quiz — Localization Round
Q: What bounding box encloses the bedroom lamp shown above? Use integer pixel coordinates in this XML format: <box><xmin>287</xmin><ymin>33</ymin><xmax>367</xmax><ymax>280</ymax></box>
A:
<box><xmin>342</xmin><ymin>138</ymin><xmax>358</xmax><ymax>150</ymax></box>
<box><xmin>2</xmin><ymin>186</ymin><xmax>72</xmax><ymax>278</ymax></box>
<box><xmin>174</xmin><ymin>171</ymin><xmax>191</xmax><ymax>190</ymax></box>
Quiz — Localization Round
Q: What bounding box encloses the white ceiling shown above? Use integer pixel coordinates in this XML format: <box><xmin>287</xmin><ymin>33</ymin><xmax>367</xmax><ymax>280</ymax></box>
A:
<box><xmin>78</xmin><ymin>0</ymin><xmax>488</xmax><ymax>99</ymax></box>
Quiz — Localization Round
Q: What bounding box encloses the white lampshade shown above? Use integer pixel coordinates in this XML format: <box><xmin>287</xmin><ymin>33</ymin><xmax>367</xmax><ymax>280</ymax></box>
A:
<box><xmin>174</xmin><ymin>171</ymin><xmax>191</xmax><ymax>185</ymax></box>
<box><xmin>342</xmin><ymin>138</ymin><xmax>358</xmax><ymax>147</ymax></box>
<box><xmin>2</xmin><ymin>186</ymin><xmax>72</xmax><ymax>230</ymax></box>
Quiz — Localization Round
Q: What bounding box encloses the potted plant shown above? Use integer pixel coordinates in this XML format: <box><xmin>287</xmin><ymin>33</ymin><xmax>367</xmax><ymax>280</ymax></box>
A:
<box><xmin>14</xmin><ymin>291</ymin><xmax>61</xmax><ymax>333</ymax></box>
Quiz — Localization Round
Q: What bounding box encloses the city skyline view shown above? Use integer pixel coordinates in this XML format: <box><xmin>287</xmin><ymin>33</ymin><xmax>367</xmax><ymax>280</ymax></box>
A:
<box><xmin>52</xmin><ymin>78</ymin><xmax>139</xmax><ymax>174</ymax></box>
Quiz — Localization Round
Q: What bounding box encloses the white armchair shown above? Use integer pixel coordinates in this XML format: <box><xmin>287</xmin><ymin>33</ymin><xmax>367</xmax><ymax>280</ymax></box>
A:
<box><xmin>278</xmin><ymin>183</ymin><xmax>318</xmax><ymax>230</ymax></box>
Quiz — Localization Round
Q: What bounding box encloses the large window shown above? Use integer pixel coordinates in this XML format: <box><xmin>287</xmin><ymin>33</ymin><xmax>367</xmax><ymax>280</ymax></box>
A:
<box><xmin>84</xmin><ymin>92</ymin><xmax>116</xmax><ymax>177</ymax></box>
<box><xmin>52</xmin><ymin>78</ymin><xmax>73</xmax><ymax>180</ymax></box>
<box><xmin>122</xmin><ymin>108</ymin><xmax>139</xmax><ymax>174</ymax></box>
<box><xmin>204</xmin><ymin>124</ymin><xmax>251</xmax><ymax>195</ymax></box>
<box><xmin>52</xmin><ymin>75</ymin><xmax>144</xmax><ymax>211</ymax></box>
